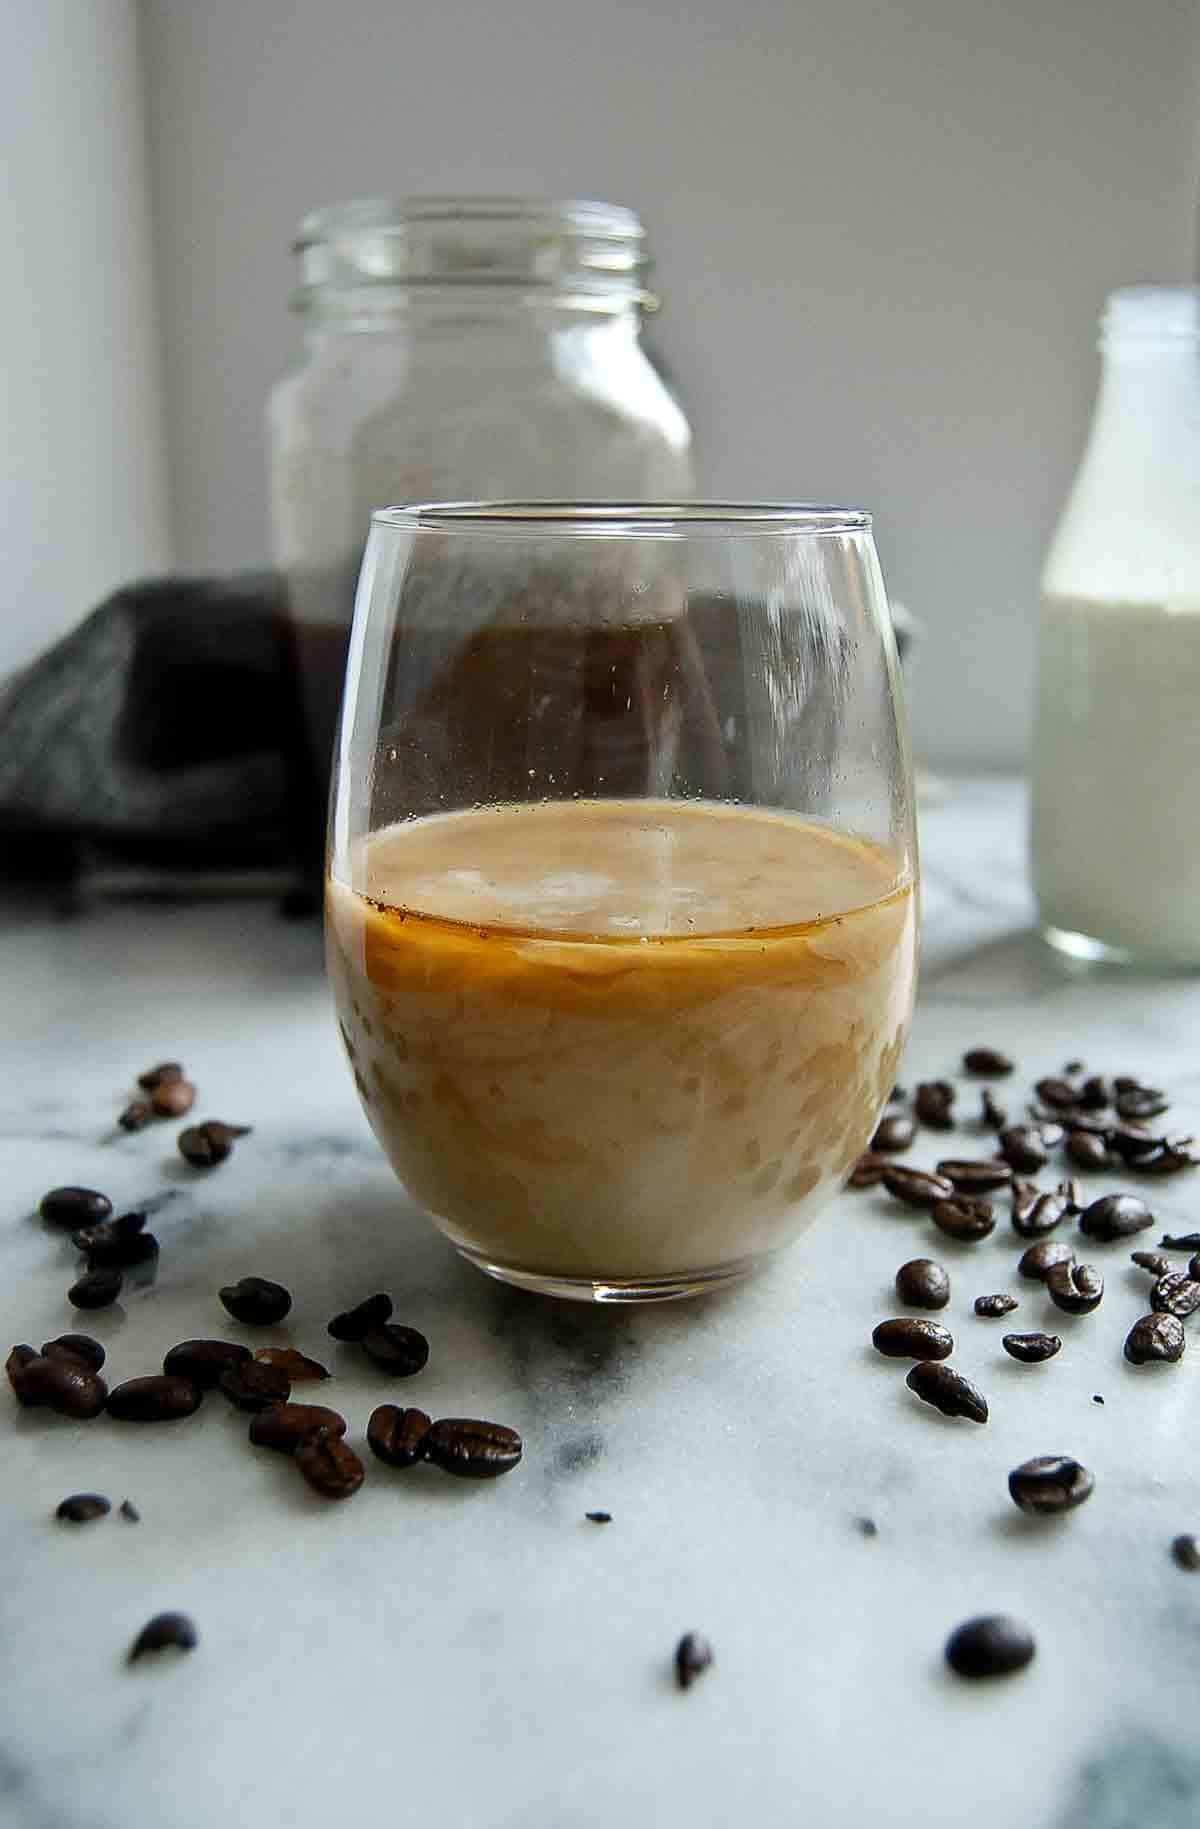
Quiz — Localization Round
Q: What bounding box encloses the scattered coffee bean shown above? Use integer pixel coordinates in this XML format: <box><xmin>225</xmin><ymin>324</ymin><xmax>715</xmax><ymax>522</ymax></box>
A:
<box><xmin>41</xmin><ymin>1334</ymin><xmax>105</xmax><ymax>1372</ymax></box>
<box><xmin>999</xmin><ymin>1127</ymin><xmax>1046</xmax><ymax>1173</ymax></box>
<box><xmin>1132</xmin><ymin>1251</ymin><xmax>1172</xmax><ymax>1277</ymax></box>
<box><xmin>68</xmin><ymin>1267</ymin><xmax>123</xmax><ymax>1310</ymax></box>
<box><xmin>218</xmin><ymin>1276</ymin><xmax>291</xmax><ymax>1326</ymax></box>
<box><xmin>1080</xmin><ymin>1193</ymin><xmax>1153</xmax><ymax>1242</ymax></box>
<box><xmin>895</xmin><ymin>1259</ymin><xmax>951</xmax><ymax>1309</ymax></box>
<box><xmin>936</xmin><ymin>1159</ymin><xmax>1014</xmax><ymax>1195</ymax></box>
<box><xmin>975</xmin><ymin>1294</ymin><xmax>1019</xmax><ymax>1318</ymax></box>
<box><xmin>871</xmin><ymin>1112</ymin><xmax>915</xmax><ymax>1153</ymax></box>
<box><xmin>72</xmin><ymin>1208</ymin><xmax>146</xmax><ymax>1254</ymax></box>
<box><xmin>675</xmin><ymin>1632</ymin><xmax>714</xmax><ymax>1691</ymax></box>
<box><xmin>1018</xmin><ymin>1239</ymin><xmax>1075</xmax><ymax>1282</ymax></box>
<box><xmin>366</xmin><ymin>1404</ymin><xmax>433</xmax><ymax>1468</ymax></box>
<box><xmin>119</xmin><ymin>1101</ymin><xmax>153</xmax><ymax>1132</ymax></box>
<box><xmin>586</xmin><ymin>1511</ymin><xmax>613</xmax><ymax>1524</ymax></box>
<box><xmin>905</xmin><ymin>1361</ymin><xmax>988</xmax><ymax>1423</ymax></box>
<box><xmin>1138</xmin><ymin>1143</ymin><xmax>1200</xmax><ymax>1176</ymax></box>
<box><xmin>78</xmin><ymin>1229</ymin><xmax>159</xmax><ymax>1272</ymax></box>
<box><xmin>151</xmin><ymin>1079</ymin><xmax>196</xmax><ymax>1118</ymax></box>
<box><xmin>1161</xmin><ymin>1233</ymin><xmax>1200</xmax><ymax>1252</ymax></box>
<box><xmin>847</xmin><ymin>1151</ymin><xmax>890</xmax><ymax>1189</ymax></box>
<box><xmin>1065</xmin><ymin>1131</ymin><xmax>1111</xmax><ymax>1172</ymax></box>
<box><xmin>128</xmin><ymin>1612</ymin><xmax>197</xmax><ymax>1662</ymax></box>
<box><xmin>1124</xmin><ymin>1313</ymin><xmax>1185</xmax><ymax>1364</ymax></box>
<box><xmin>39</xmin><ymin>1187</ymin><xmax>112</xmax><ymax>1230</ymax></box>
<box><xmin>1002</xmin><ymin>1332</ymin><xmax>1063</xmax><ymax>1363</ymax></box>
<box><xmin>914</xmin><ymin>1081</ymin><xmax>956</xmax><ymax>1129</ymax></box>
<box><xmin>1116</xmin><ymin>1087</ymin><xmax>1168</xmax><ymax>1122</ymax></box>
<box><xmin>107</xmin><ymin>1375</ymin><xmax>203</xmax><ymax>1423</ymax></box>
<box><xmin>361</xmin><ymin>1325</ymin><xmax>430</xmax><ymax>1377</ymax></box>
<box><xmin>980</xmin><ymin>1089</ymin><xmax>1008</xmax><ymax>1131</ymax></box>
<box><xmin>1035</xmin><ymin>1077</ymin><xmax>1079</xmax><ymax>1111</ymax></box>
<box><xmin>1013</xmin><ymin>1193</ymin><xmax>1068</xmax><ymax>1240</ymax></box>
<box><xmin>882</xmin><ymin>1166</ymin><xmax>956</xmax><ymax>1209</ymax></box>
<box><xmin>872</xmin><ymin>1318</ymin><xmax>954</xmax><ymax>1360</ymax></box>
<box><xmin>178</xmin><ymin>1120</ymin><xmax>252</xmax><ymax>1168</ymax></box>
<box><xmin>963</xmin><ymin>1048</ymin><xmax>1014</xmax><ymax>1077</ymax></box>
<box><xmin>218</xmin><ymin>1360</ymin><xmax>291</xmax><ymax>1412</ymax></box>
<box><xmin>1108</xmin><ymin>1125</ymin><xmax>1162</xmax><ymax>1164</ymax></box>
<box><xmin>945</xmin><ymin>1615</ymin><xmax>1034</xmax><ymax>1679</ymax></box>
<box><xmin>119</xmin><ymin>1499</ymin><xmax>140</xmax><ymax>1522</ymax></box>
<box><xmin>1008</xmin><ymin>1455</ymin><xmax>1093</xmax><ymax>1514</ymax></box>
<box><xmin>1077</xmin><ymin>1075</ymin><xmax>1109</xmax><ymax>1109</ymax></box>
<box><xmin>424</xmin><ymin>1417</ymin><xmax>524</xmax><ymax>1478</ymax></box>
<box><xmin>931</xmin><ymin>1197</ymin><xmax>996</xmax><ymax>1242</ymax></box>
<box><xmin>249</xmin><ymin>1403</ymin><xmax>348</xmax><ymax>1454</ymax></box>
<box><xmin>327</xmin><ymin>1293</ymin><xmax>394</xmax><ymax>1341</ymax></box>
<box><xmin>10</xmin><ymin>1349</ymin><xmax>108</xmax><ymax>1417</ymax></box>
<box><xmin>1172</xmin><ymin>1534</ymin><xmax>1200</xmax><ymax>1571</ymax></box>
<box><xmin>1046</xmin><ymin>1260</ymin><xmax>1103</xmax><ymax>1315</ymax></box>
<box><xmin>295</xmin><ymin>1427</ymin><xmax>365</xmax><ymax>1500</ymax></box>
<box><xmin>253</xmin><ymin>1347</ymin><xmax>329</xmax><ymax>1382</ymax></box>
<box><xmin>55</xmin><ymin>1493</ymin><xmax>111</xmax><ymax>1523</ymax></box>
<box><xmin>138</xmin><ymin>1062</ymin><xmax>184</xmax><ymax>1091</ymax></box>
<box><xmin>163</xmin><ymin>1339</ymin><xmax>252</xmax><ymax>1388</ymax></box>
<box><xmin>1151</xmin><ymin>1273</ymin><xmax>1200</xmax><ymax>1319</ymax></box>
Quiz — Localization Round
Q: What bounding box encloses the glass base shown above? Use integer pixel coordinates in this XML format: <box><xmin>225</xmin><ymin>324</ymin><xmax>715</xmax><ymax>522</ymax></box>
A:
<box><xmin>454</xmin><ymin>1243</ymin><xmax>762</xmax><ymax>1303</ymax></box>
<box><xmin>1042</xmin><ymin>922</ymin><xmax>1200</xmax><ymax>974</ymax></box>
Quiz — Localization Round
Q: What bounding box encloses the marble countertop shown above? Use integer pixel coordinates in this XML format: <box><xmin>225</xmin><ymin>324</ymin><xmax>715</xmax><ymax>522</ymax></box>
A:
<box><xmin>4</xmin><ymin>777</ymin><xmax>1200</xmax><ymax>1829</ymax></box>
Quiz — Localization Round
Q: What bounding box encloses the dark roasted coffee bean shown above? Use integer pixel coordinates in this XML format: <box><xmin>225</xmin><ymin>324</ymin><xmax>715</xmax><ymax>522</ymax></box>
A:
<box><xmin>931</xmin><ymin>1197</ymin><xmax>995</xmax><ymax>1242</ymax></box>
<box><xmin>78</xmin><ymin>1228</ymin><xmax>159</xmax><ymax>1272</ymax></box>
<box><xmin>218</xmin><ymin>1359</ymin><xmax>291</xmax><ymax>1412</ymax></box>
<box><xmin>366</xmin><ymin>1404</ymin><xmax>433</xmax><ymax>1468</ymax></box>
<box><xmin>119</xmin><ymin>1499</ymin><xmax>140</xmax><ymax>1522</ymax></box>
<box><xmin>675</xmin><ymin>1632</ymin><xmax>714</xmax><ymax>1690</ymax></box>
<box><xmin>936</xmin><ymin>1159</ymin><xmax>1013</xmax><ymax>1195</ymax></box>
<box><xmin>328</xmin><ymin>1292</ymin><xmax>394</xmax><ymax>1341</ymax></box>
<box><xmin>1080</xmin><ymin>1193</ymin><xmax>1152</xmax><ymax>1242</ymax></box>
<box><xmin>41</xmin><ymin>1334</ymin><xmax>105</xmax><ymax>1372</ymax></box>
<box><xmin>119</xmin><ymin>1100</ymin><xmax>153</xmax><ymax>1132</ymax></box>
<box><xmin>162</xmin><ymin>1339</ymin><xmax>251</xmax><ymax>1388</ymax></box>
<box><xmin>1151</xmin><ymin>1273</ymin><xmax>1200</xmax><ymax>1319</ymax></box>
<box><xmin>128</xmin><ymin>1611</ymin><xmax>197</xmax><ymax>1661</ymax></box>
<box><xmin>945</xmin><ymin>1615</ymin><xmax>1034</xmax><ymax>1679</ymax></box>
<box><xmin>6</xmin><ymin>1344</ymin><xmax>39</xmax><ymax>1399</ymax></box>
<box><xmin>295</xmin><ymin>1428</ymin><xmax>365</xmax><ymax>1500</ymax></box>
<box><xmin>1161</xmin><ymin>1233</ymin><xmax>1200</xmax><ymax>1252</ymax></box>
<box><xmin>1002</xmin><ymin>1332</ymin><xmax>1062</xmax><ymax>1363</ymax></box>
<box><xmin>218</xmin><ymin>1276</ymin><xmax>291</xmax><ymax>1325</ymax></box>
<box><xmin>178</xmin><ymin>1120</ymin><xmax>251</xmax><ymax>1168</ymax></box>
<box><xmin>975</xmin><ymin>1293</ymin><xmax>1019</xmax><ymax>1317</ymax></box>
<box><xmin>68</xmin><ymin>1267</ymin><xmax>122</xmax><ymax>1310</ymax></box>
<box><xmin>425</xmin><ymin>1417</ymin><xmax>524</xmax><ymax>1478</ymax></box>
<box><xmin>1065</xmin><ymin>1130</ymin><xmax>1111</xmax><ymax>1172</ymax></box>
<box><xmin>1138</xmin><ymin>1144</ymin><xmax>1200</xmax><ymax>1176</ymax></box>
<box><xmin>847</xmin><ymin>1151</ymin><xmax>890</xmax><ymax>1189</ymax></box>
<box><xmin>872</xmin><ymin>1317</ymin><xmax>954</xmax><ymax>1360</ymax></box>
<box><xmin>1018</xmin><ymin>1239</ymin><xmax>1075</xmax><ymax>1281</ymax></box>
<box><xmin>980</xmin><ymin>1089</ymin><xmax>1008</xmax><ymax>1131</ymax></box>
<box><xmin>998</xmin><ymin>1127</ymin><xmax>1047</xmax><ymax>1173</ymax></box>
<box><xmin>906</xmin><ymin>1361</ymin><xmax>988</xmax><ymax>1423</ymax></box>
<box><xmin>1035</xmin><ymin>1077</ymin><xmax>1079</xmax><ymax>1111</ymax></box>
<box><xmin>1108</xmin><ymin>1124</ymin><xmax>1162</xmax><ymax>1163</ymax></box>
<box><xmin>107</xmin><ymin>1375</ymin><xmax>202</xmax><ymax>1422</ymax></box>
<box><xmin>56</xmin><ymin>1493</ymin><xmax>111</xmax><ymax>1523</ymax></box>
<box><xmin>1046</xmin><ymin>1260</ymin><xmax>1103</xmax><ymax>1315</ymax></box>
<box><xmin>253</xmin><ymin>1347</ymin><xmax>329</xmax><ymax>1382</ymax></box>
<box><xmin>871</xmin><ymin>1112</ymin><xmax>915</xmax><ymax>1153</ymax></box>
<box><xmin>882</xmin><ymin>1166</ymin><xmax>956</xmax><ymax>1209</ymax></box>
<box><xmin>1125</xmin><ymin>1313</ymin><xmax>1185</xmax><ymax>1364</ymax></box>
<box><xmin>895</xmin><ymin>1258</ymin><xmax>951</xmax><ymax>1309</ymax></box>
<box><xmin>249</xmin><ymin>1403</ymin><xmax>348</xmax><ymax>1454</ymax></box>
<box><xmin>13</xmin><ymin>1352</ymin><xmax>107</xmax><ymax>1418</ymax></box>
<box><xmin>361</xmin><ymin>1324</ymin><xmax>430</xmax><ymax>1376</ymax></box>
<box><xmin>1013</xmin><ymin>1193</ymin><xmax>1068</xmax><ymax>1240</ymax></box>
<box><xmin>1077</xmin><ymin>1075</ymin><xmax>1109</xmax><ymax>1109</ymax></box>
<box><xmin>1116</xmin><ymin>1087</ymin><xmax>1168</xmax><ymax>1122</ymax></box>
<box><xmin>39</xmin><ymin>1186</ymin><xmax>112</xmax><ymax>1229</ymax></box>
<box><xmin>963</xmin><ymin>1048</ymin><xmax>1014</xmax><ymax>1077</ymax></box>
<box><xmin>151</xmin><ymin>1079</ymin><xmax>196</xmax><ymax>1118</ymax></box>
<box><xmin>1008</xmin><ymin>1455</ymin><xmax>1093</xmax><ymax>1514</ymax></box>
<box><xmin>586</xmin><ymin>1510</ymin><xmax>613</xmax><ymax>1524</ymax></box>
<box><xmin>72</xmin><ymin>1209</ymin><xmax>146</xmax><ymax>1253</ymax></box>
<box><xmin>138</xmin><ymin>1061</ymin><xmax>184</xmax><ymax>1091</ymax></box>
<box><xmin>914</xmin><ymin>1081</ymin><xmax>956</xmax><ymax>1129</ymax></box>
<box><xmin>1132</xmin><ymin>1250</ymin><xmax>1172</xmax><ymax>1276</ymax></box>
<box><xmin>1172</xmin><ymin>1534</ymin><xmax>1200</xmax><ymax>1571</ymax></box>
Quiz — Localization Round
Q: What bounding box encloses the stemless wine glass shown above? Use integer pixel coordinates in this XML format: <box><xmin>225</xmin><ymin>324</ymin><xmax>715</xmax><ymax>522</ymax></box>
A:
<box><xmin>327</xmin><ymin>504</ymin><xmax>918</xmax><ymax>1302</ymax></box>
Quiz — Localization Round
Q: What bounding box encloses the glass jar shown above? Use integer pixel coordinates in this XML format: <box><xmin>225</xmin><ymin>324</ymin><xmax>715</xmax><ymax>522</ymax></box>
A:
<box><xmin>1031</xmin><ymin>285</ymin><xmax>1200</xmax><ymax>967</ymax></box>
<box><xmin>267</xmin><ymin>195</ymin><xmax>694</xmax><ymax>834</ymax></box>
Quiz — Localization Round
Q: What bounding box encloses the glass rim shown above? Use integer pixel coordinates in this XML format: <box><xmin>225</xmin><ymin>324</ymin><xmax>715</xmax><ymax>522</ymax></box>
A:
<box><xmin>370</xmin><ymin>501</ymin><xmax>872</xmax><ymax>537</ymax></box>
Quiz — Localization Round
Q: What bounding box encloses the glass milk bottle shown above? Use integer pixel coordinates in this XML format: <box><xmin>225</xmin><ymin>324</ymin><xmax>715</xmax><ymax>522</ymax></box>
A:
<box><xmin>1031</xmin><ymin>286</ymin><xmax>1200</xmax><ymax>966</ymax></box>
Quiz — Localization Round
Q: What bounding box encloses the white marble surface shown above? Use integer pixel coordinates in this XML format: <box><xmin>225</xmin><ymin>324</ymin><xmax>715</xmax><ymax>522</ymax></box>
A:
<box><xmin>5</xmin><ymin>777</ymin><xmax>1200</xmax><ymax>1829</ymax></box>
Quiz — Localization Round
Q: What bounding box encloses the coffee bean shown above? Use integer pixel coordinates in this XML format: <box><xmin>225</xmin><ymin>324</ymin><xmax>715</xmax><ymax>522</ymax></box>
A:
<box><xmin>1172</xmin><ymin>1534</ymin><xmax>1200</xmax><ymax>1571</ymax></box>
<box><xmin>361</xmin><ymin>1325</ymin><xmax>430</xmax><ymax>1377</ymax></box>
<box><xmin>41</xmin><ymin>1334</ymin><xmax>105</xmax><ymax>1372</ymax></box>
<box><xmin>11</xmin><ymin>1352</ymin><xmax>108</xmax><ymax>1417</ymax></box>
<box><xmin>587</xmin><ymin>1510</ymin><xmax>613</xmax><ymax>1524</ymax></box>
<box><xmin>980</xmin><ymin>1089</ymin><xmax>1008</xmax><ymax>1131</ymax></box>
<box><xmin>218</xmin><ymin>1277</ymin><xmax>291</xmax><ymax>1326</ymax></box>
<box><xmin>178</xmin><ymin>1120</ymin><xmax>251</xmax><ymax>1168</ymax></box>
<box><xmin>931</xmin><ymin>1197</ymin><xmax>996</xmax><ymax>1242</ymax></box>
<box><xmin>1002</xmin><ymin>1332</ymin><xmax>1063</xmax><ymax>1363</ymax></box>
<box><xmin>39</xmin><ymin>1187</ymin><xmax>112</xmax><ymax>1230</ymax></box>
<box><xmin>1065</xmin><ymin>1131</ymin><xmax>1111</xmax><ymax>1172</ymax></box>
<box><xmin>1138</xmin><ymin>1144</ymin><xmax>1200</xmax><ymax>1176</ymax></box>
<box><xmin>249</xmin><ymin>1403</ymin><xmax>348</xmax><ymax>1454</ymax></box>
<box><xmin>944</xmin><ymin>1615</ymin><xmax>1034</xmax><ymax>1679</ymax></box>
<box><xmin>295</xmin><ymin>1428</ymin><xmax>365</xmax><ymax>1500</ymax></box>
<box><xmin>1161</xmin><ymin>1233</ymin><xmax>1200</xmax><ymax>1251</ymax></box>
<box><xmin>895</xmin><ymin>1259</ymin><xmax>951</xmax><ymax>1309</ymax></box>
<box><xmin>1151</xmin><ymin>1273</ymin><xmax>1200</xmax><ymax>1319</ymax></box>
<box><xmin>962</xmin><ymin>1048</ymin><xmax>1014</xmax><ymax>1077</ymax></box>
<box><xmin>1013</xmin><ymin>1193</ymin><xmax>1068</xmax><ymax>1240</ymax></box>
<box><xmin>327</xmin><ymin>1292</ymin><xmax>394</xmax><ymax>1341</ymax></box>
<box><xmin>119</xmin><ymin>1499</ymin><xmax>140</xmax><ymax>1522</ymax></box>
<box><xmin>72</xmin><ymin>1209</ymin><xmax>146</xmax><ymax>1252</ymax></box>
<box><xmin>366</xmin><ymin>1404</ymin><xmax>433</xmax><ymax>1468</ymax></box>
<box><xmin>1109</xmin><ymin>1124</ymin><xmax>1163</xmax><ymax>1163</ymax></box>
<box><xmin>1008</xmin><ymin>1455</ymin><xmax>1093</xmax><ymax>1514</ymax></box>
<box><xmin>253</xmin><ymin>1347</ymin><xmax>329</xmax><ymax>1382</ymax></box>
<box><xmin>425</xmin><ymin>1417</ymin><xmax>524</xmax><ymax>1478</ymax></box>
<box><xmin>78</xmin><ymin>1229</ymin><xmax>159</xmax><ymax>1272</ymax></box>
<box><xmin>1046</xmin><ymin>1260</ymin><xmax>1103</xmax><ymax>1315</ymax></box>
<box><xmin>68</xmin><ymin>1267</ymin><xmax>122</xmax><ymax>1310</ymax></box>
<box><xmin>10</xmin><ymin>1344</ymin><xmax>45</xmax><ymax>1393</ymax></box>
<box><xmin>1035</xmin><ymin>1077</ymin><xmax>1079</xmax><ymax>1111</ymax></box>
<box><xmin>1132</xmin><ymin>1251</ymin><xmax>1172</xmax><ymax>1277</ymax></box>
<box><xmin>871</xmin><ymin>1318</ymin><xmax>954</xmax><ymax>1360</ymax></box>
<box><xmin>128</xmin><ymin>1612</ymin><xmax>197</xmax><ymax>1662</ymax></box>
<box><xmin>999</xmin><ymin>1127</ymin><xmax>1046</xmax><ymax>1173</ymax></box>
<box><xmin>162</xmin><ymin>1339</ymin><xmax>252</xmax><ymax>1388</ymax></box>
<box><xmin>1124</xmin><ymin>1313</ymin><xmax>1185</xmax><ymax>1364</ymax></box>
<box><xmin>1079</xmin><ymin>1193</ymin><xmax>1153</xmax><ymax>1242</ymax></box>
<box><xmin>1116</xmin><ymin>1087</ymin><xmax>1168</xmax><ymax>1122</ymax></box>
<box><xmin>1077</xmin><ymin>1075</ymin><xmax>1109</xmax><ymax>1109</ymax></box>
<box><xmin>219</xmin><ymin>1360</ymin><xmax>291</xmax><ymax>1412</ymax></box>
<box><xmin>107</xmin><ymin>1375</ymin><xmax>203</xmax><ymax>1422</ymax></box>
<box><xmin>936</xmin><ymin>1159</ymin><xmax>1014</xmax><ymax>1195</ymax></box>
<box><xmin>119</xmin><ymin>1101</ymin><xmax>153</xmax><ymax>1132</ymax></box>
<box><xmin>974</xmin><ymin>1294</ymin><xmax>1018</xmax><ymax>1317</ymax></box>
<box><xmin>138</xmin><ymin>1062</ymin><xmax>184</xmax><ymax>1091</ymax></box>
<box><xmin>905</xmin><ymin>1361</ymin><xmax>988</xmax><ymax>1423</ymax></box>
<box><xmin>151</xmin><ymin>1079</ymin><xmax>195</xmax><ymax>1118</ymax></box>
<box><xmin>1018</xmin><ymin>1239</ymin><xmax>1075</xmax><ymax>1281</ymax></box>
<box><xmin>56</xmin><ymin>1493</ymin><xmax>111</xmax><ymax>1523</ymax></box>
<box><xmin>914</xmin><ymin>1082</ymin><xmax>956</xmax><ymax>1129</ymax></box>
<box><xmin>847</xmin><ymin>1152</ymin><xmax>890</xmax><ymax>1189</ymax></box>
<box><xmin>674</xmin><ymin>1632</ymin><xmax>714</xmax><ymax>1691</ymax></box>
<box><xmin>871</xmin><ymin>1113</ymin><xmax>915</xmax><ymax>1153</ymax></box>
<box><xmin>882</xmin><ymin>1166</ymin><xmax>956</xmax><ymax>1209</ymax></box>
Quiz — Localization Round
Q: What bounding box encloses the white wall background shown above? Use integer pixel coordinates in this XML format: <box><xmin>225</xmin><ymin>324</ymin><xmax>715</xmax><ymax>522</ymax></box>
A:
<box><xmin>0</xmin><ymin>0</ymin><xmax>168</xmax><ymax>680</ymax></box>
